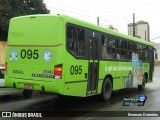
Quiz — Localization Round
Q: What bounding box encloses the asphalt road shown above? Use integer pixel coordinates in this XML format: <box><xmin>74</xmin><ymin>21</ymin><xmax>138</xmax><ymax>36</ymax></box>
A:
<box><xmin>0</xmin><ymin>66</ymin><xmax>160</xmax><ymax>120</ymax></box>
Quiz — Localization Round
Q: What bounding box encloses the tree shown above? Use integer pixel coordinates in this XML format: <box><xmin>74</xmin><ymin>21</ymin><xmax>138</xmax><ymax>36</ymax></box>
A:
<box><xmin>0</xmin><ymin>0</ymin><xmax>50</xmax><ymax>32</ymax></box>
<box><xmin>107</xmin><ymin>25</ymin><xmax>118</xmax><ymax>31</ymax></box>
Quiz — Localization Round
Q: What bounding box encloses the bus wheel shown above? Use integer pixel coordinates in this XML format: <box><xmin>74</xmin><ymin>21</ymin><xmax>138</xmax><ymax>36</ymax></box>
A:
<box><xmin>23</xmin><ymin>90</ymin><xmax>33</xmax><ymax>98</ymax></box>
<box><xmin>138</xmin><ymin>75</ymin><xmax>146</xmax><ymax>90</ymax></box>
<box><xmin>101</xmin><ymin>77</ymin><xmax>112</xmax><ymax>101</ymax></box>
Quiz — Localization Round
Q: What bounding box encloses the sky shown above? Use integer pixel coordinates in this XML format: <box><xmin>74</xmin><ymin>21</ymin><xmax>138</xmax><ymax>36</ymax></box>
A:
<box><xmin>44</xmin><ymin>0</ymin><xmax>160</xmax><ymax>43</ymax></box>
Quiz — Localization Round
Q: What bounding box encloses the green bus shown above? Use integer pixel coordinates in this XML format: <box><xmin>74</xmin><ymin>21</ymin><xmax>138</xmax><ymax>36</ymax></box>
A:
<box><xmin>5</xmin><ymin>14</ymin><xmax>156</xmax><ymax>101</ymax></box>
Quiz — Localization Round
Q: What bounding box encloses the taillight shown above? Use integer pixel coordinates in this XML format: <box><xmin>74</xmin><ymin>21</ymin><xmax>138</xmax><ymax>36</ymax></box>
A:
<box><xmin>54</xmin><ymin>64</ymin><xmax>62</xmax><ymax>79</ymax></box>
<box><xmin>5</xmin><ymin>62</ymin><xmax>7</xmax><ymax>74</ymax></box>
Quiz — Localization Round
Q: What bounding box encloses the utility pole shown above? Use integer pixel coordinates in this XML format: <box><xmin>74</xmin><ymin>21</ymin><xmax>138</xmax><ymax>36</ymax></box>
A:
<box><xmin>97</xmin><ymin>17</ymin><xmax>99</xmax><ymax>25</ymax></box>
<box><xmin>133</xmin><ymin>13</ymin><xmax>135</xmax><ymax>37</ymax></box>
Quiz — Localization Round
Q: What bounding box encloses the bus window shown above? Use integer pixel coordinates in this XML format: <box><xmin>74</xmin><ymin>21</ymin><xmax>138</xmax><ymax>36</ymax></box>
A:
<box><xmin>101</xmin><ymin>35</ymin><xmax>116</xmax><ymax>59</ymax></box>
<box><xmin>107</xmin><ymin>37</ymin><xmax>116</xmax><ymax>59</ymax></box>
<box><xmin>128</xmin><ymin>41</ymin><xmax>134</xmax><ymax>51</ymax></box>
<box><xmin>78</xmin><ymin>43</ymin><xmax>85</xmax><ymax>56</ymax></box>
<box><xmin>67</xmin><ymin>26</ymin><xmax>74</xmax><ymax>39</ymax></box>
<box><xmin>101</xmin><ymin>35</ymin><xmax>108</xmax><ymax>59</ymax></box>
<box><xmin>117</xmin><ymin>39</ymin><xmax>127</xmax><ymax>60</ymax></box>
<box><xmin>136</xmin><ymin>44</ymin><xmax>142</xmax><ymax>60</ymax></box>
<box><xmin>128</xmin><ymin>41</ymin><xmax>135</xmax><ymax>60</ymax></box>
<box><xmin>142</xmin><ymin>45</ymin><xmax>149</xmax><ymax>61</ymax></box>
<box><xmin>68</xmin><ymin>41</ymin><xmax>78</xmax><ymax>56</ymax></box>
<box><xmin>67</xmin><ymin>25</ymin><xmax>85</xmax><ymax>57</ymax></box>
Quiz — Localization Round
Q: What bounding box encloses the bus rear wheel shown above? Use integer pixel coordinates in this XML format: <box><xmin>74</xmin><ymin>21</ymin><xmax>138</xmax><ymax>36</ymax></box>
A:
<box><xmin>101</xmin><ymin>77</ymin><xmax>112</xmax><ymax>101</ymax></box>
<box><xmin>23</xmin><ymin>90</ymin><xmax>33</xmax><ymax>98</ymax></box>
<box><xmin>138</xmin><ymin>75</ymin><xmax>146</xmax><ymax>90</ymax></box>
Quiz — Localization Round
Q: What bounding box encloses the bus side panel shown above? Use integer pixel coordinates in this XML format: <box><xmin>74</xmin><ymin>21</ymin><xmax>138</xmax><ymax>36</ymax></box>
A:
<box><xmin>98</xmin><ymin>61</ymin><xmax>124</xmax><ymax>93</ymax></box>
<box><xmin>63</xmin><ymin>53</ymin><xmax>88</xmax><ymax>97</ymax></box>
<box><xmin>98</xmin><ymin>61</ymin><xmax>142</xmax><ymax>93</ymax></box>
<box><xmin>64</xmin><ymin>82</ymin><xmax>87</xmax><ymax>97</ymax></box>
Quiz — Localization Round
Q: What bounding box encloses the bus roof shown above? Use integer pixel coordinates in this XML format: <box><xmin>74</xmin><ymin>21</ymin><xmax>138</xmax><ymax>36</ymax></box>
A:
<box><xmin>12</xmin><ymin>14</ymin><xmax>153</xmax><ymax>46</ymax></box>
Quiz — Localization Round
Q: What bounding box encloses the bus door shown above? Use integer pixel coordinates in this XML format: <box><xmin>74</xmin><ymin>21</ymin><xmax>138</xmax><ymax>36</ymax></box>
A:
<box><xmin>87</xmin><ymin>38</ymin><xmax>99</xmax><ymax>95</ymax></box>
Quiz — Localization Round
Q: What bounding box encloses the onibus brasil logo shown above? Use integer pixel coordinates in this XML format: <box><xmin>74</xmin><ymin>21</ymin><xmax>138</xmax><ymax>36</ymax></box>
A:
<box><xmin>123</xmin><ymin>94</ymin><xmax>147</xmax><ymax>106</ymax></box>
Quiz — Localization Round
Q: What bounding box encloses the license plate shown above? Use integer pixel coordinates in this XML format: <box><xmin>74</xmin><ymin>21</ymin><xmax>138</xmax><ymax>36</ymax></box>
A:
<box><xmin>24</xmin><ymin>84</ymin><xmax>34</xmax><ymax>89</ymax></box>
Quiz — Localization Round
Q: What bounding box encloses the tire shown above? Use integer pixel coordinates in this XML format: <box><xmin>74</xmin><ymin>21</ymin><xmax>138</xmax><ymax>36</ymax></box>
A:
<box><xmin>138</xmin><ymin>75</ymin><xmax>146</xmax><ymax>90</ymax></box>
<box><xmin>101</xmin><ymin>77</ymin><xmax>112</xmax><ymax>101</ymax></box>
<box><xmin>23</xmin><ymin>90</ymin><xmax>33</xmax><ymax>98</ymax></box>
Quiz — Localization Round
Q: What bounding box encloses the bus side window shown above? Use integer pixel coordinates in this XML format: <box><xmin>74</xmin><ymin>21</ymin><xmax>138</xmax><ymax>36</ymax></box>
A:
<box><xmin>78</xmin><ymin>43</ymin><xmax>85</xmax><ymax>56</ymax></box>
<box><xmin>101</xmin><ymin>35</ymin><xmax>116</xmax><ymax>59</ymax></box>
<box><xmin>136</xmin><ymin>44</ymin><xmax>142</xmax><ymax>60</ymax></box>
<box><xmin>67</xmin><ymin>25</ymin><xmax>85</xmax><ymax>57</ymax></box>
<box><xmin>107</xmin><ymin>37</ymin><xmax>116</xmax><ymax>59</ymax></box>
<box><xmin>77</xmin><ymin>29</ymin><xmax>85</xmax><ymax>57</ymax></box>
<box><xmin>128</xmin><ymin>41</ymin><xmax>134</xmax><ymax>60</ymax></box>
<box><xmin>101</xmin><ymin>35</ymin><xmax>108</xmax><ymax>59</ymax></box>
<box><xmin>142</xmin><ymin>45</ymin><xmax>149</xmax><ymax>61</ymax></box>
<box><xmin>68</xmin><ymin>41</ymin><xmax>78</xmax><ymax>55</ymax></box>
<box><xmin>117</xmin><ymin>39</ymin><xmax>127</xmax><ymax>60</ymax></box>
<box><xmin>67</xmin><ymin>26</ymin><xmax>74</xmax><ymax>39</ymax></box>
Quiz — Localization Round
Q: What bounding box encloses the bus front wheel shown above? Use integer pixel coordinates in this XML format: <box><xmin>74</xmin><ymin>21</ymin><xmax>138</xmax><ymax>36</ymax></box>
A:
<box><xmin>101</xmin><ymin>77</ymin><xmax>112</xmax><ymax>101</ymax></box>
<box><xmin>23</xmin><ymin>90</ymin><xmax>33</xmax><ymax>98</ymax></box>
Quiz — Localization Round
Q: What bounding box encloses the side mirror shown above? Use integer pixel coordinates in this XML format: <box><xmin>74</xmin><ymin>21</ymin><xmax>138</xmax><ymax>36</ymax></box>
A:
<box><xmin>155</xmin><ymin>52</ymin><xmax>158</xmax><ymax>60</ymax></box>
<box><xmin>154</xmin><ymin>48</ymin><xmax>158</xmax><ymax>60</ymax></box>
